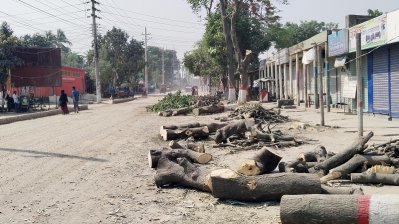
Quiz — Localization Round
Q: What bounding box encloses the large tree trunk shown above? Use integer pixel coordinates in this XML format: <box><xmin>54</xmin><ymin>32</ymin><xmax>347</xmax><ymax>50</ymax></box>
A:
<box><xmin>314</xmin><ymin>131</ymin><xmax>374</xmax><ymax>174</ymax></box>
<box><xmin>172</xmin><ymin>107</ymin><xmax>192</xmax><ymax>116</ymax></box>
<box><xmin>236</xmin><ymin>147</ymin><xmax>282</xmax><ymax>175</ymax></box>
<box><xmin>280</xmin><ymin>194</ymin><xmax>399</xmax><ymax>224</ymax></box>
<box><xmin>185</xmin><ymin>126</ymin><xmax>209</xmax><ymax>139</ymax></box>
<box><xmin>351</xmin><ymin>173</ymin><xmax>399</xmax><ymax>185</ymax></box>
<box><xmin>160</xmin><ymin>122</ymin><xmax>201</xmax><ymax>131</ymax></box>
<box><xmin>299</xmin><ymin>145</ymin><xmax>327</xmax><ymax>162</ymax></box>
<box><xmin>220</xmin><ymin>0</ymin><xmax>236</xmax><ymax>102</ymax></box>
<box><xmin>155</xmin><ymin>157</ymin><xmax>212</xmax><ymax>192</ymax></box>
<box><xmin>203</xmin><ymin>122</ymin><xmax>229</xmax><ymax>133</ymax></box>
<box><xmin>210</xmin><ymin>169</ymin><xmax>321</xmax><ymax>202</ymax></box>
<box><xmin>320</xmin><ymin>154</ymin><xmax>390</xmax><ymax>183</ymax></box>
<box><xmin>148</xmin><ymin>149</ymin><xmax>212</xmax><ymax>168</ymax></box>
<box><xmin>214</xmin><ymin>119</ymin><xmax>255</xmax><ymax>144</ymax></box>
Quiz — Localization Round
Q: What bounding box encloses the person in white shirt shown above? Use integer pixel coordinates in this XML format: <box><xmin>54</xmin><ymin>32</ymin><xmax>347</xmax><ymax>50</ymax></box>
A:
<box><xmin>12</xmin><ymin>91</ymin><xmax>20</xmax><ymax>113</ymax></box>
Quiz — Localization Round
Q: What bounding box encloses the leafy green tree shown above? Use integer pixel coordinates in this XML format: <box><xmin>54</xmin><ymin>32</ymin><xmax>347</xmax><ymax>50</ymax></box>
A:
<box><xmin>147</xmin><ymin>46</ymin><xmax>179</xmax><ymax>88</ymax></box>
<box><xmin>267</xmin><ymin>21</ymin><xmax>338</xmax><ymax>49</ymax></box>
<box><xmin>0</xmin><ymin>22</ymin><xmax>22</xmax><ymax>102</ymax></box>
<box><xmin>367</xmin><ymin>9</ymin><xmax>383</xmax><ymax>18</ymax></box>
<box><xmin>55</xmin><ymin>29</ymin><xmax>72</xmax><ymax>52</ymax></box>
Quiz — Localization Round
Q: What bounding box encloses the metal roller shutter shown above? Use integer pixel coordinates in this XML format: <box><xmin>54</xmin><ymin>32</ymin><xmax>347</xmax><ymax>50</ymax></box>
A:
<box><xmin>390</xmin><ymin>46</ymin><xmax>399</xmax><ymax>117</ymax></box>
<box><xmin>372</xmin><ymin>47</ymin><xmax>389</xmax><ymax>114</ymax></box>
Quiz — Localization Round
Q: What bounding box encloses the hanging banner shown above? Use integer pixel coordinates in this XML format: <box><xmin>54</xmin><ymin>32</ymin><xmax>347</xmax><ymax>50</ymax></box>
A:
<box><xmin>349</xmin><ymin>14</ymin><xmax>387</xmax><ymax>52</ymax></box>
<box><xmin>328</xmin><ymin>29</ymin><xmax>349</xmax><ymax>57</ymax></box>
<box><xmin>302</xmin><ymin>48</ymin><xmax>315</xmax><ymax>65</ymax></box>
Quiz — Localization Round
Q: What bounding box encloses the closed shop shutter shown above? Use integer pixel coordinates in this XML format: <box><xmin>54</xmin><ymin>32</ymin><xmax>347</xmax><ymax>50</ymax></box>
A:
<box><xmin>390</xmin><ymin>46</ymin><xmax>399</xmax><ymax>117</ymax></box>
<box><xmin>372</xmin><ymin>47</ymin><xmax>389</xmax><ymax>114</ymax></box>
<box><xmin>328</xmin><ymin>58</ymin><xmax>337</xmax><ymax>104</ymax></box>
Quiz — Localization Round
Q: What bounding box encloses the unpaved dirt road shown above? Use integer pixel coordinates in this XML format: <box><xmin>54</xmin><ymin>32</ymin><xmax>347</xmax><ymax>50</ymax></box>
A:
<box><xmin>0</xmin><ymin>97</ymin><xmax>281</xmax><ymax>224</ymax></box>
<box><xmin>0</xmin><ymin>97</ymin><xmax>396</xmax><ymax>224</ymax></box>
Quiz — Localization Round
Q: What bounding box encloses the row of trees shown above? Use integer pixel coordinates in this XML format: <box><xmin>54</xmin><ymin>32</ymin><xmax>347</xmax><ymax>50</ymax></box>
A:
<box><xmin>183</xmin><ymin>0</ymin><xmax>342</xmax><ymax>102</ymax></box>
<box><xmin>0</xmin><ymin>22</ymin><xmax>180</xmax><ymax>95</ymax></box>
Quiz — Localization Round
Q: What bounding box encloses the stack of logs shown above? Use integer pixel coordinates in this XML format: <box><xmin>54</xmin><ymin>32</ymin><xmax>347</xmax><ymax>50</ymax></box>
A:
<box><xmin>278</xmin><ymin>132</ymin><xmax>399</xmax><ymax>186</ymax></box>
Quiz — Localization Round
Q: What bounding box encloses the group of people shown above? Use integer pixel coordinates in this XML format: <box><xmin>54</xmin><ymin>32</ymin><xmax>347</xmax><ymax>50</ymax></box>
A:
<box><xmin>59</xmin><ymin>86</ymin><xmax>80</xmax><ymax>115</ymax></box>
<box><xmin>5</xmin><ymin>91</ymin><xmax>21</xmax><ymax>113</ymax></box>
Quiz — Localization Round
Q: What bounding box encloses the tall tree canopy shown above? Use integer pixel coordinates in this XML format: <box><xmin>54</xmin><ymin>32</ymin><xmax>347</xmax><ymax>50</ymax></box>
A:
<box><xmin>267</xmin><ymin>21</ymin><xmax>338</xmax><ymax>49</ymax></box>
<box><xmin>367</xmin><ymin>9</ymin><xmax>383</xmax><ymax>18</ymax></box>
<box><xmin>0</xmin><ymin>22</ymin><xmax>22</xmax><ymax>92</ymax></box>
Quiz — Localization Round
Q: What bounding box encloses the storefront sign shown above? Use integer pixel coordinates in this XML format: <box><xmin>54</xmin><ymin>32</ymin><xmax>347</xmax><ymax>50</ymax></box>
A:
<box><xmin>349</xmin><ymin>14</ymin><xmax>387</xmax><ymax>52</ymax></box>
<box><xmin>387</xmin><ymin>9</ymin><xmax>399</xmax><ymax>44</ymax></box>
<box><xmin>302</xmin><ymin>48</ymin><xmax>315</xmax><ymax>65</ymax></box>
<box><xmin>328</xmin><ymin>29</ymin><xmax>348</xmax><ymax>57</ymax></box>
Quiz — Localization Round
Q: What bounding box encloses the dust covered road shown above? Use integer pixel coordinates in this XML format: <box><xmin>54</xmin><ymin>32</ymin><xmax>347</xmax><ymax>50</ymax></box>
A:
<box><xmin>0</xmin><ymin>97</ymin><xmax>280</xmax><ymax>224</ymax></box>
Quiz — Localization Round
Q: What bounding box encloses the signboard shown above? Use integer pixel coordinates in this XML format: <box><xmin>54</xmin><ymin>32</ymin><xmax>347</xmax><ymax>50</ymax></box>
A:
<box><xmin>342</xmin><ymin>75</ymin><xmax>357</xmax><ymax>98</ymax></box>
<box><xmin>349</xmin><ymin>14</ymin><xmax>387</xmax><ymax>52</ymax></box>
<box><xmin>302</xmin><ymin>48</ymin><xmax>315</xmax><ymax>65</ymax></box>
<box><xmin>328</xmin><ymin>29</ymin><xmax>348</xmax><ymax>57</ymax></box>
<box><xmin>278</xmin><ymin>48</ymin><xmax>289</xmax><ymax>64</ymax></box>
<box><xmin>387</xmin><ymin>9</ymin><xmax>399</xmax><ymax>44</ymax></box>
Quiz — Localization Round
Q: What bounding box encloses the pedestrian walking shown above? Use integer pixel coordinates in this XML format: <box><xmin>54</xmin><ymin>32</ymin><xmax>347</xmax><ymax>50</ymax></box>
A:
<box><xmin>12</xmin><ymin>91</ymin><xmax>20</xmax><ymax>113</ymax></box>
<box><xmin>71</xmin><ymin>86</ymin><xmax>80</xmax><ymax>113</ymax></box>
<box><xmin>59</xmin><ymin>90</ymin><xmax>69</xmax><ymax>115</ymax></box>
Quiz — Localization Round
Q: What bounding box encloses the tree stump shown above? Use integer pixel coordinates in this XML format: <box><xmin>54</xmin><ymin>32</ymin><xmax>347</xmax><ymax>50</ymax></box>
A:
<box><xmin>280</xmin><ymin>194</ymin><xmax>399</xmax><ymax>224</ymax></box>
<box><xmin>210</xmin><ymin>169</ymin><xmax>321</xmax><ymax>202</ymax></box>
<box><xmin>236</xmin><ymin>147</ymin><xmax>282</xmax><ymax>175</ymax></box>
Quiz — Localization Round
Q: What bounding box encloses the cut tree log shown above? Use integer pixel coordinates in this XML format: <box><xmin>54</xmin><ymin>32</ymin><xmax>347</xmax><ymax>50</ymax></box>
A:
<box><xmin>172</xmin><ymin>107</ymin><xmax>192</xmax><ymax>116</ymax></box>
<box><xmin>214</xmin><ymin>119</ymin><xmax>255</xmax><ymax>144</ymax></box>
<box><xmin>158</xmin><ymin>110</ymin><xmax>172</xmax><ymax>117</ymax></box>
<box><xmin>278</xmin><ymin>159</ymin><xmax>307</xmax><ymax>173</ymax></box>
<box><xmin>148</xmin><ymin>148</ymin><xmax>212</xmax><ymax>168</ymax></box>
<box><xmin>185</xmin><ymin>126</ymin><xmax>209</xmax><ymax>139</ymax></box>
<box><xmin>160</xmin><ymin>122</ymin><xmax>201</xmax><ymax>132</ymax></box>
<box><xmin>280</xmin><ymin>194</ymin><xmax>399</xmax><ymax>224</ymax></box>
<box><xmin>186</xmin><ymin>142</ymin><xmax>205</xmax><ymax>153</ymax></box>
<box><xmin>299</xmin><ymin>145</ymin><xmax>327</xmax><ymax>162</ymax></box>
<box><xmin>168</xmin><ymin>140</ymin><xmax>184</xmax><ymax>149</ymax></box>
<box><xmin>236</xmin><ymin>147</ymin><xmax>282</xmax><ymax>175</ymax></box>
<box><xmin>155</xmin><ymin>157</ymin><xmax>212</xmax><ymax>192</ymax></box>
<box><xmin>192</xmin><ymin>104</ymin><xmax>236</xmax><ymax>116</ymax></box>
<box><xmin>210</xmin><ymin>169</ymin><xmax>321</xmax><ymax>202</ymax></box>
<box><xmin>351</xmin><ymin>173</ymin><xmax>399</xmax><ymax>185</ymax></box>
<box><xmin>321</xmin><ymin>185</ymin><xmax>363</xmax><ymax>195</ymax></box>
<box><xmin>203</xmin><ymin>122</ymin><xmax>229</xmax><ymax>133</ymax></box>
<box><xmin>320</xmin><ymin>154</ymin><xmax>390</xmax><ymax>183</ymax></box>
<box><xmin>160</xmin><ymin>129</ymin><xmax>187</xmax><ymax>141</ymax></box>
<box><xmin>314</xmin><ymin>131</ymin><xmax>374</xmax><ymax>174</ymax></box>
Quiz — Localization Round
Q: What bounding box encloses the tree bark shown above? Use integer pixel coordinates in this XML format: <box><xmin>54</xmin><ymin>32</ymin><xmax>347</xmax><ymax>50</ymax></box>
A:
<box><xmin>314</xmin><ymin>131</ymin><xmax>374</xmax><ymax>173</ymax></box>
<box><xmin>278</xmin><ymin>159</ymin><xmax>308</xmax><ymax>173</ymax></box>
<box><xmin>168</xmin><ymin>140</ymin><xmax>184</xmax><ymax>149</ymax></box>
<box><xmin>214</xmin><ymin>119</ymin><xmax>255</xmax><ymax>144</ymax></box>
<box><xmin>320</xmin><ymin>154</ymin><xmax>390</xmax><ymax>183</ymax></box>
<box><xmin>236</xmin><ymin>147</ymin><xmax>282</xmax><ymax>175</ymax></box>
<box><xmin>280</xmin><ymin>194</ymin><xmax>399</xmax><ymax>224</ymax></box>
<box><xmin>155</xmin><ymin>157</ymin><xmax>212</xmax><ymax>192</ymax></box>
<box><xmin>160</xmin><ymin>129</ymin><xmax>187</xmax><ymax>141</ymax></box>
<box><xmin>321</xmin><ymin>185</ymin><xmax>364</xmax><ymax>195</ymax></box>
<box><xmin>148</xmin><ymin>149</ymin><xmax>212</xmax><ymax>169</ymax></box>
<box><xmin>351</xmin><ymin>173</ymin><xmax>399</xmax><ymax>185</ymax></box>
<box><xmin>210</xmin><ymin>169</ymin><xmax>321</xmax><ymax>202</ymax></box>
<box><xmin>158</xmin><ymin>110</ymin><xmax>172</xmax><ymax>117</ymax></box>
<box><xmin>192</xmin><ymin>104</ymin><xmax>236</xmax><ymax>116</ymax></box>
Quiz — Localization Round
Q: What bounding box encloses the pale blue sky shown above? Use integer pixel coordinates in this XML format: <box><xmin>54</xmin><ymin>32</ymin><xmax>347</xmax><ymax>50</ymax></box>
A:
<box><xmin>0</xmin><ymin>0</ymin><xmax>398</xmax><ymax>59</ymax></box>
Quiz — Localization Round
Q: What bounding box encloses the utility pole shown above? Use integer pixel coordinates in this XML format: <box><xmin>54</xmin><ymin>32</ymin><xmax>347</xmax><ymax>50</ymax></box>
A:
<box><xmin>313</xmin><ymin>46</ymin><xmax>319</xmax><ymax>109</ymax></box>
<box><xmin>356</xmin><ymin>33</ymin><xmax>363</xmax><ymax>137</ymax></box>
<box><xmin>142</xmin><ymin>27</ymin><xmax>150</xmax><ymax>95</ymax></box>
<box><xmin>317</xmin><ymin>45</ymin><xmax>325</xmax><ymax>126</ymax></box>
<box><xmin>325</xmin><ymin>42</ymin><xmax>331</xmax><ymax>112</ymax></box>
<box><xmin>162</xmin><ymin>48</ymin><xmax>165</xmax><ymax>85</ymax></box>
<box><xmin>91</xmin><ymin>0</ymin><xmax>101</xmax><ymax>103</ymax></box>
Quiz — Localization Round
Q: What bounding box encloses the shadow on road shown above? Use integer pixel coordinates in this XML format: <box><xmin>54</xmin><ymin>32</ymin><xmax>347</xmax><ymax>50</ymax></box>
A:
<box><xmin>0</xmin><ymin>148</ymin><xmax>107</xmax><ymax>162</ymax></box>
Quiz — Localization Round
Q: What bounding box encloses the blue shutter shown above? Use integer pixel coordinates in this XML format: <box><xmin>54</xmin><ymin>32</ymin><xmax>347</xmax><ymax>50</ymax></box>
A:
<box><xmin>390</xmin><ymin>45</ymin><xmax>399</xmax><ymax>117</ymax></box>
<box><xmin>372</xmin><ymin>47</ymin><xmax>389</xmax><ymax>114</ymax></box>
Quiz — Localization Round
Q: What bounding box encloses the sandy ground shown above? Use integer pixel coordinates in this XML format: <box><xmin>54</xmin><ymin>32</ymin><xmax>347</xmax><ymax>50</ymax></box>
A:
<box><xmin>0</xmin><ymin>97</ymin><xmax>398</xmax><ymax>224</ymax></box>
